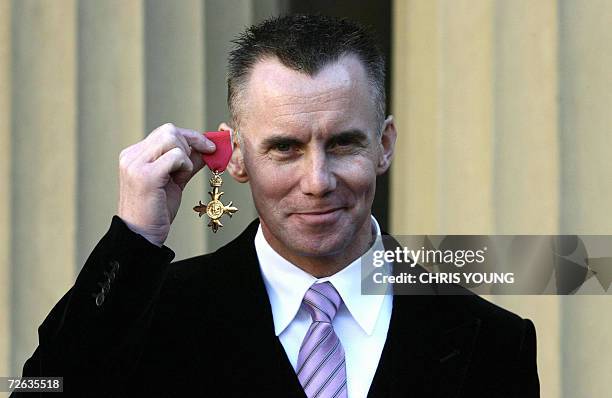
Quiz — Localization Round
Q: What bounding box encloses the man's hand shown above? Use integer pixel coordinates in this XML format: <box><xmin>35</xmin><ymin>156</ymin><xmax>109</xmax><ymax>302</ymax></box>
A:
<box><xmin>118</xmin><ymin>123</ymin><xmax>216</xmax><ymax>246</ymax></box>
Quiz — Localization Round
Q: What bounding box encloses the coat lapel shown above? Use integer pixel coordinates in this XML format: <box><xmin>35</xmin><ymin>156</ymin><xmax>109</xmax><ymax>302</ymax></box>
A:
<box><xmin>366</xmin><ymin>244</ymin><xmax>481</xmax><ymax>398</ymax></box>
<box><xmin>207</xmin><ymin>219</ymin><xmax>306</xmax><ymax>397</ymax></box>
<box><xmin>367</xmin><ymin>291</ymin><xmax>481</xmax><ymax>398</ymax></box>
<box><xmin>435</xmin><ymin>315</ymin><xmax>481</xmax><ymax>398</ymax></box>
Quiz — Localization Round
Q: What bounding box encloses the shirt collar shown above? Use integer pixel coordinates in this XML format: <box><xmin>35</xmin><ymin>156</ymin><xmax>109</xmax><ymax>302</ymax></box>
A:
<box><xmin>255</xmin><ymin>216</ymin><xmax>387</xmax><ymax>336</ymax></box>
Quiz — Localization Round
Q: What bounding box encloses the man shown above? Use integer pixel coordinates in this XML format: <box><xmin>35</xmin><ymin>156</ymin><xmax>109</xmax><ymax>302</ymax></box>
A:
<box><xmin>17</xmin><ymin>15</ymin><xmax>539</xmax><ymax>397</ymax></box>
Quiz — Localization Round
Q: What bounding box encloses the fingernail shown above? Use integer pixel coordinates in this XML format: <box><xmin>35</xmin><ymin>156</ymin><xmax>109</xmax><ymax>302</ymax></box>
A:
<box><xmin>207</xmin><ymin>141</ymin><xmax>216</xmax><ymax>150</ymax></box>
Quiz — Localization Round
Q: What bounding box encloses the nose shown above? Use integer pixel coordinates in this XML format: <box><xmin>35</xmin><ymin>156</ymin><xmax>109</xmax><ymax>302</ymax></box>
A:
<box><xmin>300</xmin><ymin>149</ymin><xmax>336</xmax><ymax>197</ymax></box>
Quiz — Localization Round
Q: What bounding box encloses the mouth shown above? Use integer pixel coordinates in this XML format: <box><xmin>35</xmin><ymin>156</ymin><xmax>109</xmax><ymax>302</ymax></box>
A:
<box><xmin>291</xmin><ymin>207</ymin><xmax>346</xmax><ymax>225</ymax></box>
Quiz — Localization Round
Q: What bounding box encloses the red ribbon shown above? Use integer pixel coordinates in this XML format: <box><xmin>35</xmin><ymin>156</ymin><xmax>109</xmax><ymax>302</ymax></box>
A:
<box><xmin>202</xmin><ymin>131</ymin><xmax>233</xmax><ymax>172</ymax></box>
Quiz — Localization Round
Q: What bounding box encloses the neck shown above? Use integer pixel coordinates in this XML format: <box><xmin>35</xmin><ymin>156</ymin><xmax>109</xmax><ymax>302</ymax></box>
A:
<box><xmin>261</xmin><ymin>218</ymin><xmax>375</xmax><ymax>278</ymax></box>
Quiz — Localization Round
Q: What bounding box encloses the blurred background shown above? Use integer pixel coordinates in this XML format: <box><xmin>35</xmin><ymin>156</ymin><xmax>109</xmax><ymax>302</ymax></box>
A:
<box><xmin>1</xmin><ymin>0</ymin><xmax>611</xmax><ymax>397</ymax></box>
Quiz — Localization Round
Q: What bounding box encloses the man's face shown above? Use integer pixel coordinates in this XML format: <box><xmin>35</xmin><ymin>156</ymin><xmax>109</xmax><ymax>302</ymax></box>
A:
<box><xmin>230</xmin><ymin>55</ymin><xmax>395</xmax><ymax>263</ymax></box>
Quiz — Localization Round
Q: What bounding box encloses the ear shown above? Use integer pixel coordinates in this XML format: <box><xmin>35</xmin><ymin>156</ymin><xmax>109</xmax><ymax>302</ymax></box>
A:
<box><xmin>376</xmin><ymin>116</ymin><xmax>397</xmax><ymax>175</ymax></box>
<box><xmin>219</xmin><ymin>122</ymin><xmax>249</xmax><ymax>183</ymax></box>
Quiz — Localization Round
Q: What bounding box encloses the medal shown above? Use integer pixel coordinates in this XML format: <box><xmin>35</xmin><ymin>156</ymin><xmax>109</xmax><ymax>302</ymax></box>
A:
<box><xmin>193</xmin><ymin>131</ymin><xmax>238</xmax><ymax>233</ymax></box>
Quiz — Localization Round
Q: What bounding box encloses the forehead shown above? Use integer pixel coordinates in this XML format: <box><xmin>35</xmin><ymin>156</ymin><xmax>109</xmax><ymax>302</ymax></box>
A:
<box><xmin>248</xmin><ymin>55</ymin><xmax>367</xmax><ymax>97</ymax></box>
<box><xmin>239</xmin><ymin>55</ymin><xmax>377</xmax><ymax>136</ymax></box>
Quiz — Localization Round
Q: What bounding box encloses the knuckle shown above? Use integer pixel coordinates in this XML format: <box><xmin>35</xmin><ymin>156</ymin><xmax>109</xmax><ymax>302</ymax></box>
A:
<box><xmin>118</xmin><ymin>147</ymin><xmax>133</xmax><ymax>169</ymax></box>
<box><xmin>170</xmin><ymin>146</ymin><xmax>183</xmax><ymax>156</ymax></box>
<box><xmin>162</xmin><ymin>131</ymin><xmax>184</xmax><ymax>151</ymax></box>
<box><xmin>159</xmin><ymin>132</ymin><xmax>174</xmax><ymax>147</ymax></box>
<box><xmin>184</xmin><ymin>158</ymin><xmax>194</xmax><ymax>172</ymax></box>
<box><xmin>151</xmin><ymin>122</ymin><xmax>175</xmax><ymax>138</ymax></box>
<box><xmin>125</xmin><ymin>164</ymin><xmax>141</xmax><ymax>180</ymax></box>
<box><xmin>161</xmin><ymin>122</ymin><xmax>176</xmax><ymax>133</ymax></box>
<box><xmin>166</xmin><ymin>147</ymin><xmax>183</xmax><ymax>164</ymax></box>
<box><xmin>173</xmin><ymin>150</ymin><xmax>192</xmax><ymax>170</ymax></box>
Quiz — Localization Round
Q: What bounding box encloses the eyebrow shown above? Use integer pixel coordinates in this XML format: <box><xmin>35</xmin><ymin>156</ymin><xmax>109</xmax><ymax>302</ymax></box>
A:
<box><xmin>260</xmin><ymin>135</ymin><xmax>304</xmax><ymax>148</ymax></box>
<box><xmin>328</xmin><ymin>129</ymin><xmax>370</xmax><ymax>144</ymax></box>
<box><xmin>260</xmin><ymin>129</ymin><xmax>370</xmax><ymax>148</ymax></box>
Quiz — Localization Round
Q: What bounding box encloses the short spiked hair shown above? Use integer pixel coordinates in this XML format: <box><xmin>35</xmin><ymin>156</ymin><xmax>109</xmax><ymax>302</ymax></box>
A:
<box><xmin>227</xmin><ymin>14</ymin><xmax>386</xmax><ymax>133</ymax></box>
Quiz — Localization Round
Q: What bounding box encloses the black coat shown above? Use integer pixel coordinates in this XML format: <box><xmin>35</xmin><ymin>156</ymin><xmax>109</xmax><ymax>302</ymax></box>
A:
<box><xmin>16</xmin><ymin>217</ymin><xmax>539</xmax><ymax>397</ymax></box>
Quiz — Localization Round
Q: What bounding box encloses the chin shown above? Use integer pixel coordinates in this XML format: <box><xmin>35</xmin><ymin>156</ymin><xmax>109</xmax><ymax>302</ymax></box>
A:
<box><xmin>285</xmin><ymin>238</ymin><xmax>349</xmax><ymax>258</ymax></box>
<box><xmin>260</xmin><ymin>212</ymin><xmax>368</xmax><ymax>259</ymax></box>
<box><xmin>283</xmin><ymin>224</ymin><xmax>355</xmax><ymax>257</ymax></box>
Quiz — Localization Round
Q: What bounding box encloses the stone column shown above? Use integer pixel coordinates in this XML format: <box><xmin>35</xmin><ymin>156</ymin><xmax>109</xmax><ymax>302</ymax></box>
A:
<box><xmin>559</xmin><ymin>1</ymin><xmax>612</xmax><ymax>396</ymax></box>
<box><xmin>11</xmin><ymin>0</ymin><xmax>77</xmax><ymax>375</ymax></box>
<box><xmin>492</xmin><ymin>2</ymin><xmax>561</xmax><ymax>397</ymax></box>
<box><xmin>144</xmin><ymin>0</ymin><xmax>206</xmax><ymax>259</ymax></box>
<box><xmin>391</xmin><ymin>0</ymin><xmax>494</xmax><ymax>235</ymax></box>
<box><xmin>0</xmin><ymin>0</ymin><xmax>11</xmax><ymax>378</ymax></box>
<box><xmin>391</xmin><ymin>1</ymin><xmax>561</xmax><ymax>396</ymax></box>
<box><xmin>390</xmin><ymin>0</ymin><xmax>439</xmax><ymax>234</ymax></box>
<box><xmin>493</xmin><ymin>0</ymin><xmax>559</xmax><ymax>234</ymax></box>
<box><xmin>77</xmin><ymin>0</ymin><xmax>145</xmax><ymax>266</ymax></box>
<box><xmin>437</xmin><ymin>0</ymin><xmax>494</xmax><ymax>234</ymax></box>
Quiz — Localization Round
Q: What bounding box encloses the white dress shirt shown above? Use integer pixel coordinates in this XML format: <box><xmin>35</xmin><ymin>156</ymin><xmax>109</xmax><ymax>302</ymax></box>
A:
<box><xmin>255</xmin><ymin>216</ymin><xmax>393</xmax><ymax>398</ymax></box>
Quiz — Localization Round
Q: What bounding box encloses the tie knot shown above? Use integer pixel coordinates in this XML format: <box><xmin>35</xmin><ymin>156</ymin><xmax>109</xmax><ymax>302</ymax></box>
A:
<box><xmin>302</xmin><ymin>282</ymin><xmax>342</xmax><ymax>323</ymax></box>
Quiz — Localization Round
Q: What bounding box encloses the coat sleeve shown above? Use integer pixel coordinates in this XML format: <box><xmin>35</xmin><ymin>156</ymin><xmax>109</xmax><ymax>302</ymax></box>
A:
<box><xmin>514</xmin><ymin>318</ymin><xmax>540</xmax><ymax>397</ymax></box>
<box><xmin>13</xmin><ymin>216</ymin><xmax>175</xmax><ymax>397</ymax></box>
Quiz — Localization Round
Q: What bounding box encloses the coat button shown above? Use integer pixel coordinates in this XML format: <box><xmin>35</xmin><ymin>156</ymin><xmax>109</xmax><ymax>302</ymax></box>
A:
<box><xmin>95</xmin><ymin>292</ymin><xmax>105</xmax><ymax>307</ymax></box>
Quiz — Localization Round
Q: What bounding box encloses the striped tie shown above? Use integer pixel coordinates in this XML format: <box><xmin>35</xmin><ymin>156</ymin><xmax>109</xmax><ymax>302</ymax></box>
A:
<box><xmin>296</xmin><ymin>282</ymin><xmax>348</xmax><ymax>398</ymax></box>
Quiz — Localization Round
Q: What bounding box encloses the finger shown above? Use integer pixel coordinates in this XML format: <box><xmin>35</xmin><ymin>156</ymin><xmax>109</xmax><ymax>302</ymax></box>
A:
<box><xmin>187</xmin><ymin>148</ymin><xmax>205</xmax><ymax>180</ymax></box>
<box><xmin>173</xmin><ymin>126</ymin><xmax>216</xmax><ymax>154</ymax></box>
<box><xmin>141</xmin><ymin>124</ymin><xmax>191</xmax><ymax>162</ymax></box>
<box><xmin>188</xmin><ymin>148</ymin><xmax>205</xmax><ymax>177</ymax></box>
<box><xmin>172</xmin><ymin>149</ymin><xmax>206</xmax><ymax>190</ymax></box>
<box><xmin>150</xmin><ymin>147</ymin><xmax>193</xmax><ymax>183</ymax></box>
<box><xmin>118</xmin><ymin>143</ymin><xmax>141</xmax><ymax>171</ymax></box>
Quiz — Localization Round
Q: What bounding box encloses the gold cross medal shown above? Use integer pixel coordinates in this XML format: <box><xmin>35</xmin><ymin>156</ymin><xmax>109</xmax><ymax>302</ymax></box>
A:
<box><xmin>193</xmin><ymin>131</ymin><xmax>238</xmax><ymax>233</ymax></box>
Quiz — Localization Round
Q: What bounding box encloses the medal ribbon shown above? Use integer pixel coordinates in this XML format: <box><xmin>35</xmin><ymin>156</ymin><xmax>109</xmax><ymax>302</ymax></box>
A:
<box><xmin>201</xmin><ymin>131</ymin><xmax>233</xmax><ymax>172</ymax></box>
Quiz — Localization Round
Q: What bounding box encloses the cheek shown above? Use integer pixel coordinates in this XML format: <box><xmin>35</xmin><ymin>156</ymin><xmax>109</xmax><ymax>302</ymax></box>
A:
<box><xmin>244</xmin><ymin>153</ymin><xmax>296</xmax><ymax>201</ymax></box>
<box><xmin>332</xmin><ymin>157</ymin><xmax>378</xmax><ymax>197</ymax></box>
